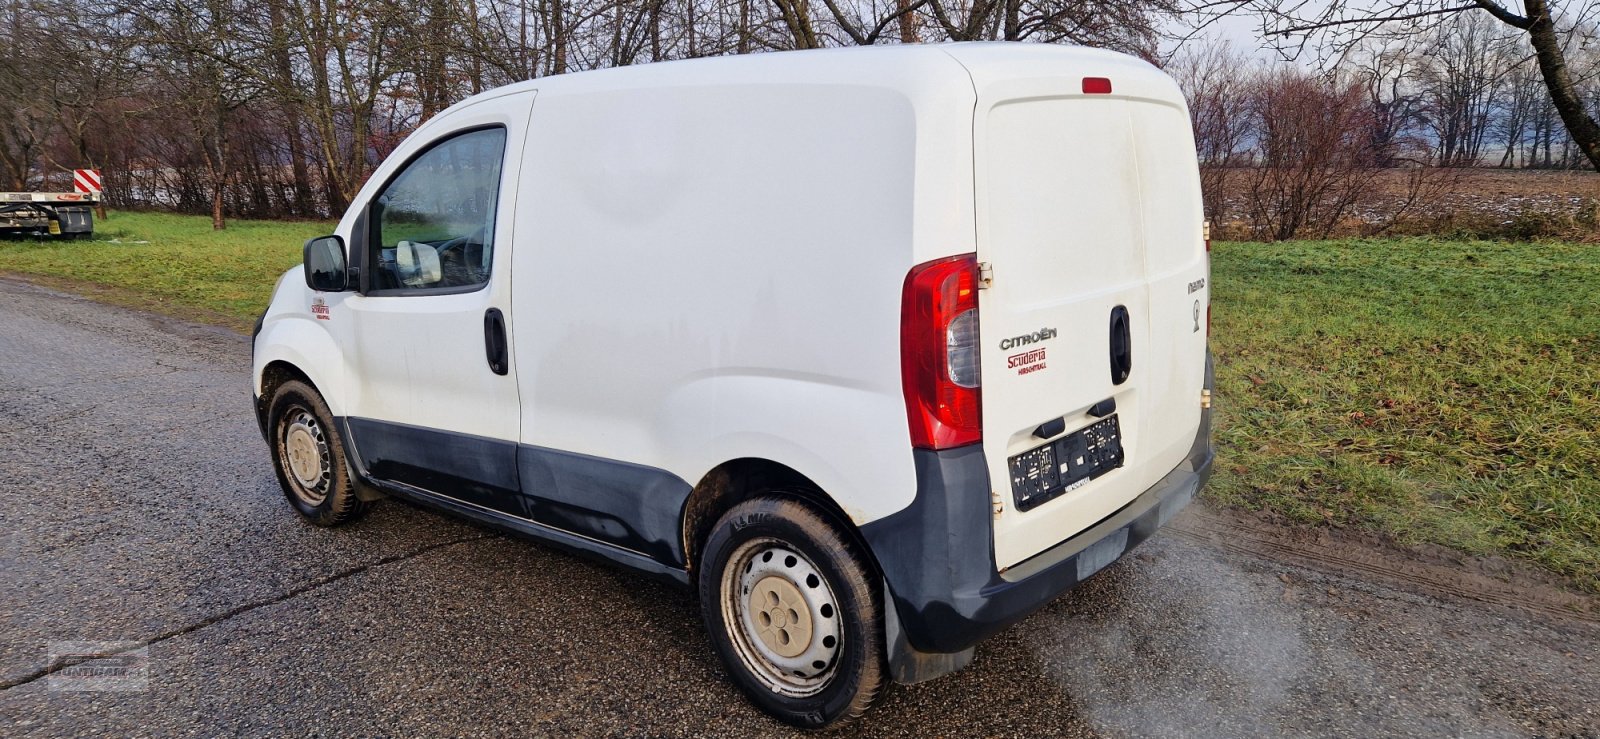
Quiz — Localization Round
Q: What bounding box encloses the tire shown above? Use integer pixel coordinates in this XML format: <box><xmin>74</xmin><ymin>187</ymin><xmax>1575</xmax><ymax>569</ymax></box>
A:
<box><xmin>698</xmin><ymin>496</ymin><xmax>886</xmax><ymax>729</ymax></box>
<box><xmin>266</xmin><ymin>379</ymin><xmax>371</xmax><ymax>526</ymax></box>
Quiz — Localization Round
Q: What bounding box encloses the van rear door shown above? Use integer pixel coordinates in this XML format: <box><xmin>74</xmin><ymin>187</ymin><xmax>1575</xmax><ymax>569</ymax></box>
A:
<box><xmin>962</xmin><ymin>52</ymin><xmax>1208</xmax><ymax>571</ymax></box>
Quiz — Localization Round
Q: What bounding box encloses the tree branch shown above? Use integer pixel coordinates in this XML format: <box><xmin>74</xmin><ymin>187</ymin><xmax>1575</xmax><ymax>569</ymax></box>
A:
<box><xmin>1471</xmin><ymin>0</ymin><xmax>1531</xmax><ymax>28</ymax></box>
<box><xmin>1271</xmin><ymin>4</ymin><xmax>1478</xmax><ymax>36</ymax></box>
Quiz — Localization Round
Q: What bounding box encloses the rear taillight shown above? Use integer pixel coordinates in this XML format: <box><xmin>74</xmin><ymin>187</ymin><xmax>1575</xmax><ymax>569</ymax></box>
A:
<box><xmin>901</xmin><ymin>254</ymin><xmax>983</xmax><ymax>450</ymax></box>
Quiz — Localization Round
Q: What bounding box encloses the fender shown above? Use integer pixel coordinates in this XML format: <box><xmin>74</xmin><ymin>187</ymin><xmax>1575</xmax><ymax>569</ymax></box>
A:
<box><xmin>655</xmin><ymin>373</ymin><xmax>919</xmax><ymax>527</ymax></box>
<box><xmin>252</xmin><ymin>269</ymin><xmax>351</xmax><ymax>416</ymax></box>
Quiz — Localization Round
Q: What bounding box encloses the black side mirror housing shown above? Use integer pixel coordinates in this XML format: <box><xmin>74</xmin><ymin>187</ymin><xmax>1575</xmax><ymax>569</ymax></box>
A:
<box><xmin>304</xmin><ymin>235</ymin><xmax>350</xmax><ymax>292</ymax></box>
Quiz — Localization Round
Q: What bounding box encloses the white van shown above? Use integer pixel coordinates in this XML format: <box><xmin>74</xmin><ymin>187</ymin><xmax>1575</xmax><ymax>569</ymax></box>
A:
<box><xmin>252</xmin><ymin>42</ymin><xmax>1213</xmax><ymax>727</ymax></box>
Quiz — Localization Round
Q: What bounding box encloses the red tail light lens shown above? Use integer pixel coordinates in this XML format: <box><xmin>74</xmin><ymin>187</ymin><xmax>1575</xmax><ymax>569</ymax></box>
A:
<box><xmin>901</xmin><ymin>254</ymin><xmax>983</xmax><ymax>450</ymax></box>
<box><xmin>1082</xmin><ymin>77</ymin><xmax>1113</xmax><ymax>94</ymax></box>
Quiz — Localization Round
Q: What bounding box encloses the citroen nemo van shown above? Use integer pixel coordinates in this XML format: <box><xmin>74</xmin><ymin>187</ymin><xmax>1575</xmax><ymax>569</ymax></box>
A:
<box><xmin>253</xmin><ymin>42</ymin><xmax>1214</xmax><ymax>728</ymax></box>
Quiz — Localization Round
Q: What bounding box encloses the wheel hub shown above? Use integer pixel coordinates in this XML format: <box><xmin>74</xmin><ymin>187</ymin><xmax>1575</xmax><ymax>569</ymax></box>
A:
<box><xmin>285</xmin><ymin>426</ymin><xmax>320</xmax><ymax>485</ymax></box>
<box><xmin>281</xmin><ymin>410</ymin><xmax>330</xmax><ymax>504</ymax></box>
<box><xmin>721</xmin><ymin>540</ymin><xmax>843</xmax><ymax>696</ymax></box>
<box><xmin>750</xmin><ymin>575</ymin><xmax>812</xmax><ymax>658</ymax></box>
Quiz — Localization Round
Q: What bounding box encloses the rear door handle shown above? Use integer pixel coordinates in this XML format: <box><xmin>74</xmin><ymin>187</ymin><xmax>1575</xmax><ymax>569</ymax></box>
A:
<box><xmin>483</xmin><ymin>308</ymin><xmax>508</xmax><ymax>375</ymax></box>
<box><xmin>1109</xmin><ymin>305</ymin><xmax>1132</xmax><ymax>385</ymax></box>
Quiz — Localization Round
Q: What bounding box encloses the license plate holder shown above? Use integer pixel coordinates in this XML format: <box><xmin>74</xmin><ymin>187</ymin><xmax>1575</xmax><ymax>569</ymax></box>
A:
<box><xmin>1008</xmin><ymin>414</ymin><xmax>1124</xmax><ymax>512</ymax></box>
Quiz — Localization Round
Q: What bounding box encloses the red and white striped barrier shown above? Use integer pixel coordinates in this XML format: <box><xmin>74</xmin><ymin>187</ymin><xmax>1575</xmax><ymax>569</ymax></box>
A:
<box><xmin>73</xmin><ymin>169</ymin><xmax>102</xmax><ymax>195</ymax></box>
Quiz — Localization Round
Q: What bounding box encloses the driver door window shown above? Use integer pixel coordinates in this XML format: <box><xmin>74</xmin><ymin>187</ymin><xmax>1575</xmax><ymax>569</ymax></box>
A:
<box><xmin>371</xmin><ymin>127</ymin><xmax>507</xmax><ymax>293</ymax></box>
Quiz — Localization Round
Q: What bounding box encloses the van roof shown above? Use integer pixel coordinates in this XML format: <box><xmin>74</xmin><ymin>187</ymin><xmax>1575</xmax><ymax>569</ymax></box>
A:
<box><xmin>441</xmin><ymin>42</ymin><xmax>1177</xmax><ymax>115</ymax></box>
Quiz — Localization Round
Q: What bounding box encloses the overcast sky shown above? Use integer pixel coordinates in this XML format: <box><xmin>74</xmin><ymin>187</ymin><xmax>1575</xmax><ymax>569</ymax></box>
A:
<box><xmin>1162</xmin><ymin>11</ymin><xmax>1278</xmax><ymax>60</ymax></box>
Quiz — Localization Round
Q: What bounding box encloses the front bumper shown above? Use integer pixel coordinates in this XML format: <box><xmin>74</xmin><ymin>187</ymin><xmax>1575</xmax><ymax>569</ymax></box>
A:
<box><xmin>250</xmin><ymin>309</ymin><xmax>268</xmax><ymax>442</ymax></box>
<box><xmin>862</xmin><ymin>373</ymin><xmax>1214</xmax><ymax>679</ymax></box>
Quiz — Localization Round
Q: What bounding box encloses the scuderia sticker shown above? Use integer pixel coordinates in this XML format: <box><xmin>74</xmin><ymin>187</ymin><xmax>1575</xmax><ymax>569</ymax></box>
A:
<box><xmin>1002</xmin><ymin>327</ymin><xmax>1056</xmax><ymax>376</ymax></box>
<box><xmin>311</xmin><ymin>296</ymin><xmax>331</xmax><ymax>321</ymax></box>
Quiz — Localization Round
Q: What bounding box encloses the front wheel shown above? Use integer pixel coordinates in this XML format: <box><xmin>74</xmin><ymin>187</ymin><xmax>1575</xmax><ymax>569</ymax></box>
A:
<box><xmin>266</xmin><ymin>379</ymin><xmax>371</xmax><ymax>526</ymax></box>
<box><xmin>698</xmin><ymin>496</ymin><xmax>886</xmax><ymax>728</ymax></box>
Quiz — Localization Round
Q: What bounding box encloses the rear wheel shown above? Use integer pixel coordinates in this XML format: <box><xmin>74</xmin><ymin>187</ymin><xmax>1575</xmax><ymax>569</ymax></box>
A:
<box><xmin>266</xmin><ymin>379</ymin><xmax>370</xmax><ymax>526</ymax></box>
<box><xmin>698</xmin><ymin>496</ymin><xmax>885</xmax><ymax>728</ymax></box>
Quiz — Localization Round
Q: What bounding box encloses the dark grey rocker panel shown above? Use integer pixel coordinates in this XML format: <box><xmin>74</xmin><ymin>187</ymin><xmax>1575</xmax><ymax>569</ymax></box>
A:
<box><xmin>338</xmin><ymin>416</ymin><xmax>693</xmax><ymax>569</ymax></box>
<box><xmin>518</xmin><ymin>445</ymin><xmax>691</xmax><ymax>564</ymax></box>
<box><xmin>357</xmin><ymin>470</ymin><xmax>690</xmax><ymax>586</ymax></box>
<box><xmin>343</xmin><ymin>417</ymin><xmax>521</xmax><ymax>516</ymax></box>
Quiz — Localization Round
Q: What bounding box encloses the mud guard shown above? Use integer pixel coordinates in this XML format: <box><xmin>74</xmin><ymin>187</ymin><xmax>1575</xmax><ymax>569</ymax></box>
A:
<box><xmin>883</xmin><ymin>583</ymin><xmax>975</xmax><ymax>684</ymax></box>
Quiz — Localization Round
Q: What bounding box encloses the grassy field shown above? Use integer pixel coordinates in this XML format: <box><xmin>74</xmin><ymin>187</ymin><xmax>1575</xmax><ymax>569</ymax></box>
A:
<box><xmin>3</xmin><ymin>212</ymin><xmax>1597</xmax><ymax>589</ymax></box>
<box><xmin>0</xmin><ymin>211</ymin><xmax>329</xmax><ymax>330</ymax></box>
<box><xmin>1209</xmin><ymin>238</ymin><xmax>1599</xmax><ymax>590</ymax></box>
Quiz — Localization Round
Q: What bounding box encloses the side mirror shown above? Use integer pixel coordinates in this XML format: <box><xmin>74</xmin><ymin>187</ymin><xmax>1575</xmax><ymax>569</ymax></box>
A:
<box><xmin>304</xmin><ymin>235</ymin><xmax>350</xmax><ymax>292</ymax></box>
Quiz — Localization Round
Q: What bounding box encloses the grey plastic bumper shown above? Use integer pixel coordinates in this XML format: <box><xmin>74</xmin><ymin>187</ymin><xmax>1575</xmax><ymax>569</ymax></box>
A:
<box><xmin>864</xmin><ymin>366</ymin><xmax>1215</xmax><ymax>683</ymax></box>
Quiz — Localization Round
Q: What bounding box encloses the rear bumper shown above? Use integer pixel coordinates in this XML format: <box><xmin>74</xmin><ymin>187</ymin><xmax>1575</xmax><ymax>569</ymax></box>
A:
<box><xmin>863</xmin><ymin>389</ymin><xmax>1213</xmax><ymax>672</ymax></box>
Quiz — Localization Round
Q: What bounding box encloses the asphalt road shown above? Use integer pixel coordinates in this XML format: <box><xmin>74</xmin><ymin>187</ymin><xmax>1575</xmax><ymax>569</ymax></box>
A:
<box><xmin>3</xmin><ymin>276</ymin><xmax>1598</xmax><ymax>738</ymax></box>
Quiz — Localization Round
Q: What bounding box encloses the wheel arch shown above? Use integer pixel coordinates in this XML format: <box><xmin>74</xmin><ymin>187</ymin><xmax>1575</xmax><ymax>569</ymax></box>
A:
<box><xmin>680</xmin><ymin>458</ymin><xmax>882</xmax><ymax>580</ymax></box>
<box><xmin>253</xmin><ymin>314</ymin><xmax>348</xmax><ymax>416</ymax></box>
<box><xmin>255</xmin><ymin>360</ymin><xmax>320</xmax><ymax>441</ymax></box>
<box><xmin>259</xmin><ymin>359</ymin><xmax>317</xmax><ymax>397</ymax></box>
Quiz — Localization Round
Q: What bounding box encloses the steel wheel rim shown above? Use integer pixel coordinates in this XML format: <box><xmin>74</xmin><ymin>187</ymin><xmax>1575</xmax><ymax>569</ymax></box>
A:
<box><xmin>720</xmin><ymin>537</ymin><xmax>843</xmax><ymax>697</ymax></box>
<box><xmin>281</xmin><ymin>409</ymin><xmax>331</xmax><ymax>505</ymax></box>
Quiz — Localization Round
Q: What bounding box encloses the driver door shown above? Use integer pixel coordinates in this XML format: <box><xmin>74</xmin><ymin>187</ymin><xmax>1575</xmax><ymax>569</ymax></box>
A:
<box><xmin>338</xmin><ymin>94</ymin><xmax>531</xmax><ymax>514</ymax></box>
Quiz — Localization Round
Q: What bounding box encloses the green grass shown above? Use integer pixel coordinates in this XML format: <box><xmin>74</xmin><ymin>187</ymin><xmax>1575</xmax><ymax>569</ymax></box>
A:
<box><xmin>1209</xmin><ymin>237</ymin><xmax>1600</xmax><ymax>590</ymax></box>
<box><xmin>0</xmin><ymin>211</ymin><xmax>332</xmax><ymax>330</ymax></box>
<box><xmin>3</xmin><ymin>213</ymin><xmax>1597</xmax><ymax>589</ymax></box>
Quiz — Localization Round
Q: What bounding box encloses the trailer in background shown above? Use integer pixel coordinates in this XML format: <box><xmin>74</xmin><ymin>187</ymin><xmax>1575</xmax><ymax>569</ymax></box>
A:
<box><xmin>2</xmin><ymin>169</ymin><xmax>102</xmax><ymax>239</ymax></box>
<box><xmin>0</xmin><ymin>191</ymin><xmax>98</xmax><ymax>238</ymax></box>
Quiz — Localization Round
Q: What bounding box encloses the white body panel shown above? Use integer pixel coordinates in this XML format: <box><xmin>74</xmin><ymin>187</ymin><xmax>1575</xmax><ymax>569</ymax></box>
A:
<box><xmin>508</xmin><ymin>48</ymin><xmax>975</xmax><ymax>523</ymax></box>
<box><xmin>253</xmin><ymin>43</ymin><xmax>1205</xmax><ymax>571</ymax></box>
<box><xmin>256</xmin><ymin>92</ymin><xmax>534</xmax><ymax>445</ymax></box>
<box><xmin>255</xmin><ymin>269</ymin><xmax>353</xmax><ymax>415</ymax></box>
<box><xmin>955</xmin><ymin>45</ymin><xmax>1208</xmax><ymax>569</ymax></box>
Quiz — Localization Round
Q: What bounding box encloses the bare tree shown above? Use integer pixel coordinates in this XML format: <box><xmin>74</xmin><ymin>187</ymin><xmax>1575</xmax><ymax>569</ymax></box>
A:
<box><xmin>122</xmin><ymin>0</ymin><xmax>265</xmax><ymax>229</ymax></box>
<box><xmin>1343</xmin><ymin>39</ymin><xmax>1442</xmax><ymax>167</ymax></box>
<box><xmin>1168</xmin><ymin>43</ymin><xmax>1253</xmax><ymax>224</ymax></box>
<box><xmin>1414</xmin><ymin>12</ymin><xmax>1505</xmax><ymax>165</ymax></box>
<box><xmin>1196</xmin><ymin>0</ymin><xmax>1600</xmax><ymax>171</ymax></box>
<box><xmin>0</xmin><ymin>1</ymin><xmax>52</xmax><ymax>191</ymax></box>
<box><xmin>1242</xmin><ymin>68</ymin><xmax>1383</xmax><ymax>240</ymax></box>
<box><xmin>1495</xmin><ymin>43</ymin><xmax>1545</xmax><ymax>166</ymax></box>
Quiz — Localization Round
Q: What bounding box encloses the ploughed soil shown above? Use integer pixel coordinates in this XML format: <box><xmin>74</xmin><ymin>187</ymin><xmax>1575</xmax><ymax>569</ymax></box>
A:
<box><xmin>1208</xmin><ymin>167</ymin><xmax>1600</xmax><ymax>240</ymax></box>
